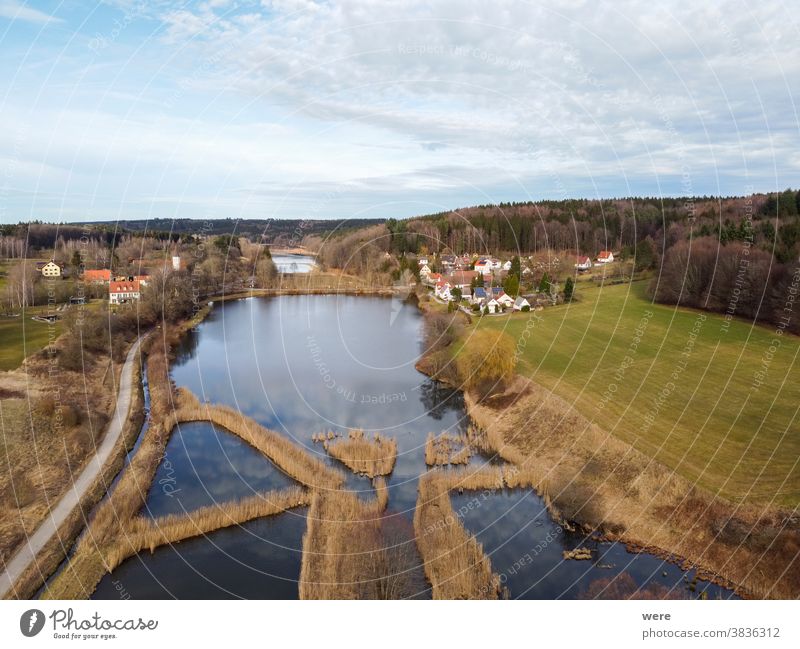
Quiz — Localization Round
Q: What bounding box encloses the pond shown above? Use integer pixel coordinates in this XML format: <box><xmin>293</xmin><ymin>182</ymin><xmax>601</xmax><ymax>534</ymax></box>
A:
<box><xmin>94</xmin><ymin>295</ymin><xmax>735</xmax><ymax>599</ymax></box>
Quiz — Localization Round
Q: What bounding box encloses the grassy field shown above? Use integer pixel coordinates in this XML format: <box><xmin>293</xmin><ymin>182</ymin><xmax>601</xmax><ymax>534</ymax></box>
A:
<box><xmin>0</xmin><ymin>310</ymin><xmax>60</xmax><ymax>371</ymax></box>
<box><xmin>474</xmin><ymin>281</ymin><xmax>799</xmax><ymax>507</ymax></box>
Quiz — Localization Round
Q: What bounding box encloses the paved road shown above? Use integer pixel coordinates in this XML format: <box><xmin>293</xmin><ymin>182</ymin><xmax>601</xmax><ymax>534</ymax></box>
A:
<box><xmin>0</xmin><ymin>337</ymin><xmax>143</xmax><ymax>598</ymax></box>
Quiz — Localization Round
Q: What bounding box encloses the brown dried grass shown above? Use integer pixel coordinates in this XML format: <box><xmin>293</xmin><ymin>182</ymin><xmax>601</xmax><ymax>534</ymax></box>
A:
<box><xmin>105</xmin><ymin>487</ymin><xmax>309</xmax><ymax>569</ymax></box>
<box><xmin>323</xmin><ymin>429</ymin><xmax>397</xmax><ymax>478</ymax></box>
<box><xmin>176</xmin><ymin>392</ymin><xmax>344</xmax><ymax>490</ymax></box>
<box><xmin>299</xmin><ymin>481</ymin><xmax>423</xmax><ymax>599</ymax></box>
<box><xmin>413</xmin><ymin>468</ymin><xmax>504</xmax><ymax>599</ymax></box>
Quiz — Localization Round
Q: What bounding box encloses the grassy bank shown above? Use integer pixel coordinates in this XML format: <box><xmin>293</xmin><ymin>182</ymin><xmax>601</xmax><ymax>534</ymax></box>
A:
<box><xmin>1</xmin><ymin>350</ymin><xmax>145</xmax><ymax>600</ymax></box>
<box><xmin>462</xmin><ymin>378</ymin><xmax>797</xmax><ymax>598</ymax></box>
<box><xmin>476</xmin><ymin>281</ymin><xmax>799</xmax><ymax>507</ymax></box>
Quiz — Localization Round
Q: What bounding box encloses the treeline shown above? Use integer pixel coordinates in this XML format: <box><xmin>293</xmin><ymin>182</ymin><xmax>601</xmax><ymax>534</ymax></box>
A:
<box><xmin>386</xmin><ymin>191</ymin><xmax>800</xmax><ymax>259</ymax></box>
<box><xmin>650</xmin><ymin>238</ymin><xmax>800</xmax><ymax>334</ymax></box>
<box><xmin>88</xmin><ymin>217</ymin><xmax>383</xmax><ymax>242</ymax></box>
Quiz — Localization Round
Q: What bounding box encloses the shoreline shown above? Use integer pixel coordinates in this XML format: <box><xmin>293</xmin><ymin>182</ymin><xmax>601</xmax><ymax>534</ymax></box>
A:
<box><xmin>416</xmin><ymin>353</ymin><xmax>751</xmax><ymax>598</ymax></box>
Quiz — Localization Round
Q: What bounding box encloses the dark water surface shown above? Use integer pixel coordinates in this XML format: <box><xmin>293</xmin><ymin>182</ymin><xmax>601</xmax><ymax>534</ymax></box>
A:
<box><xmin>94</xmin><ymin>295</ymin><xmax>734</xmax><ymax>599</ymax></box>
<box><xmin>450</xmin><ymin>490</ymin><xmax>736</xmax><ymax>600</ymax></box>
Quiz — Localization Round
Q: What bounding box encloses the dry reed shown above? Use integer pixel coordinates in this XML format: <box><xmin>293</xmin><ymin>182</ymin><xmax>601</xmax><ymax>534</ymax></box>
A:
<box><xmin>105</xmin><ymin>487</ymin><xmax>309</xmax><ymax>569</ymax></box>
<box><xmin>413</xmin><ymin>469</ymin><xmax>504</xmax><ymax>599</ymax></box>
<box><xmin>424</xmin><ymin>432</ymin><xmax>471</xmax><ymax>466</ymax></box>
<box><xmin>323</xmin><ymin>429</ymin><xmax>397</xmax><ymax>478</ymax></box>
<box><xmin>299</xmin><ymin>484</ymin><xmax>423</xmax><ymax>599</ymax></box>
<box><xmin>463</xmin><ymin>379</ymin><xmax>799</xmax><ymax>599</ymax></box>
<box><xmin>176</xmin><ymin>392</ymin><xmax>344</xmax><ymax>490</ymax></box>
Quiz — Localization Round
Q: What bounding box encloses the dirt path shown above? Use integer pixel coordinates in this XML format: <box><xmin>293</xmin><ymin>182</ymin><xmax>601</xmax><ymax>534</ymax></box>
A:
<box><xmin>0</xmin><ymin>337</ymin><xmax>142</xmax><ymax>598</ymax></box>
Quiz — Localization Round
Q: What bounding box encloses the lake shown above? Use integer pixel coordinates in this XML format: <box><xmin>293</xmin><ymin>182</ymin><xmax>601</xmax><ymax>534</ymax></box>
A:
<box><xmin>93</xmin><ymin>295</ymin><xmax>735</xmax><ymax>599</ymax></box>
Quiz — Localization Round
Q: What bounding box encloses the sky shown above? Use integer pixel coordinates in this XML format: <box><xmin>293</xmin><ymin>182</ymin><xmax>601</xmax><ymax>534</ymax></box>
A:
<box><xmin>0</xmin><ymin>0</ymin><xmax>798</xmax><ymax>223</ymax></box>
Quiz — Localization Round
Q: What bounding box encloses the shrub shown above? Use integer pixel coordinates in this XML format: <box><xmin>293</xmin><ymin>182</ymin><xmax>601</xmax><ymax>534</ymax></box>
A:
<box><xmin>456</xmin><ymin>329</ymin><xmax>517</xmax><ymax>390</ymax></box>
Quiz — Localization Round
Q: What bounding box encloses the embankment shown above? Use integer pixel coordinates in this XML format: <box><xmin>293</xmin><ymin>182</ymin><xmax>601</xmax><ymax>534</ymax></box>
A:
<box><xmin>447</xmin><ymin>369</ymin><xmax>797</xmax><ymax>598</ymax></box>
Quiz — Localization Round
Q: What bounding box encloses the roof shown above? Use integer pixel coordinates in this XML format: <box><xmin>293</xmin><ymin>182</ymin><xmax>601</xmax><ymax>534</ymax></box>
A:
<box><xmin>491</xmin><ymin>287</ymin><xmax>505</xmax><ymax>295</ymax></box>
<box><xmin>597</xmin><ymin>250</ymin><xmax>613</xmax><ymax>259</ymax></box>
<box><xmin>514</xmin><ymin>296</ymin><xmax>529</xmax><ymax>305</ymax></box>
<box><xmin>428</xmin><ymin>272</ymin><xmax>442</xmax><ymax>281</ymax></box>
<box><xmin>110</xmin><ymin>280</ymin><xmax>140</xmax><ymax>293</ymax></box>
<box><xmin>473</xmin><ymin>287</ymin><xmax>487</xmax><ymax>298</ymax></box>
<box><xmin>445</xmin><ymin>270</ymin><xmax>479</xmax><ymax>285</ymax></box>
<box><xmin>576</xmin><ymin>256</ymin><xmax>591</xmax><ymax>264</ymax></box>
<box><xmin>83</xmin><ymin>269</ymin><xmax>111</xmax><ymax>281</ymax></box>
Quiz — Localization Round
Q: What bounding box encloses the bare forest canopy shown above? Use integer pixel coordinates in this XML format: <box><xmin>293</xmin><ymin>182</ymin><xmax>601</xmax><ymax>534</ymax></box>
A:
<box><xmin>81</xmin><ymin>217</ymin><xmax>384</xmax><ymax>241</ymax></box>
<box><xmin>390</xmin><ymin>191</ymin><xmax>800</xmax><ymax>261</ymax></box>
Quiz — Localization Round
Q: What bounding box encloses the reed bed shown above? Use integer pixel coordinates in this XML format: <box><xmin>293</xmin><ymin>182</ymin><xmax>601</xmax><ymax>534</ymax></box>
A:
<box><xmin>413</xmin><ymin>469</ymin><xmax>504</xmax><ymax>599</ymax></box>
<box><xmin>424</xmin><ymin>432</ymin><xmax>471</xmax><ymax>466</ymax></box>
<box><xmin>322</xmin><ymin>429</ymin><xmax>397</xmax><ymax>478</ymax></box>
<box><xmin>105</xmin><ymin>487</ymin><xmax>309</xmax><ymax>569</ymax></box>
<box><xmin>300</xmin><ymin>485</ymin><xmax>423</xmax><ymax>599</ymax></box>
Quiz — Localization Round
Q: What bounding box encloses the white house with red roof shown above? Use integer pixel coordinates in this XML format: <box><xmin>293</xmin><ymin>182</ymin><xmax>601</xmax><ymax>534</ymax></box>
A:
<box><xmin>109</xmin><ymin>279</ymin><xmax>141</xmax><ymax>304</ymax></box>
<box><xmin>575</xmin><ymin>255</ymin><xmax>593</xmax><ymax>270</ymax></box>
<box><xmin>596</xmin><ymin>250</ymin><xmax>614</xmax><ymax>264</ymax></box>
<box><xmin>434</xmin><ymin>280</ymin><xmax>452</xmax><ymax>301</ymax></box>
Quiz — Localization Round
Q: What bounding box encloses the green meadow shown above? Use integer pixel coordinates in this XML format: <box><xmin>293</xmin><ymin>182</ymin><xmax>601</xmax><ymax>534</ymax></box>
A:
<box><xmin>0</xmin><ymin>308</ymin><xmax>62</xmax><ymax>371</ymax></box>
<box><xmin>475</xmin><ymin>281</ymin><xmax>799</xmax><ymax>507</ymax></box>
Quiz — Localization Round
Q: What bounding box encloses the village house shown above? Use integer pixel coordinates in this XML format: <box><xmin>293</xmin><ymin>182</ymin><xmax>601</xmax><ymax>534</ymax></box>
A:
<box><xmin>574</xmin><ymin>255</ymin><xmax>593</xmax><ymax>271</ymax></box>
<box><xmin>471</xmin><ymin>286</ymin><xmax>487</xmax><ymax>305</ymax></box>
<box><xmin>502</xmin><ymin>260</ymin><xmax>512</xmax><ymax>271</ymax></box>
<box><xmin>444</xmin><ymin>270</ymin><xmax>479</xmax><ymax>292</ymax></box>
<box><xmin>481</xmin><ymin>297</ymin><xmax>500</xmax><ymax>314</ymax></box>
<box><xmin>419</xmin><ymin>263</ymin><xmax>431</xmax><ymax>278</ymax></box>
<box><xmin>474</xmin><ymin>259</ymin><xmax>492</xmax><ymax>275</ymax></box>
<box><xmin>434</xmin><ymin>280</ymin><xmax>452</xmax><ymax>301</ymax></box>
<box><xmin>494</xmin><ymin>289</ymin><xmax>515</xmax><ymax>309</ymax></box>
<box><xmin>109</xmin><ymin>279</ymin><xmax>141</xmax><ymax>305</ymax></box>
<box><xmin>596</xmin><ymin>250</ymin><xmax>614</xmax><ymax>264</ymax></box>
<box><xmin>82</xmin><ymin>269</ymin><xmax>111</xmax><ymax>283</ymax></box>
<box><xmin>37</xmin><ymin>260</ymin><xmax>62</xmax><ymax>277</ymax></box>
<box><xmin>417</xmin><ymin>257</ymin><xmax>429</xmax><ymax>267</ymax></box>
<box><xmin>513</xmin><ymin>296</ymin><xmax>531</xmax><ymax>311</ymax></box>
<box><xmin>424</xmin><ymin>272</ymin><xmax>442</xmax><ymax>287</ymax></box>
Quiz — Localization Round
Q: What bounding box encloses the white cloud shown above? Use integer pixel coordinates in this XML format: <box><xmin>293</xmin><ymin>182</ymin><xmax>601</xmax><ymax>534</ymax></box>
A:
<box><xmin>1</xmin><ymin>0</ymin><xmax>798</xmax><ymax>221</ymax></box>
<box><xmin>0</xmin><ymin>0</ymin><xmax>61</xmax><ymax>24</ymax></box>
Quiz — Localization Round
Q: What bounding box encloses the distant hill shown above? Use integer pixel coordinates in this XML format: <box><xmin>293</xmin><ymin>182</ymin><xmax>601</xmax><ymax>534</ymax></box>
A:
<box><xmin>82</xmin><ymin>217</ymin><xmax>385</xmax><ymax>242</ymax></box>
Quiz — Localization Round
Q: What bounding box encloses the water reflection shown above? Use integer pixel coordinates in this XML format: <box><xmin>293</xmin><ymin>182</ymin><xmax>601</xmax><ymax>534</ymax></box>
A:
<box><xmin>142</xmin><ymin>421</ymin><xmax>298</xmax><ymax>519</ymax></box>
<box><xmin>450</xmin><ymin>489</ymin><xmax>736</xmax><ymax>600</ymax></box>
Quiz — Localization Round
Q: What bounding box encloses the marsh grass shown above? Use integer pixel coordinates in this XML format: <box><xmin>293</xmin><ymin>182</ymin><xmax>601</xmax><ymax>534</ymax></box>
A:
<box><xmin>105</xmin><ymin>487</ymin><xmax>309</xmax><ymax>568</ymax></box>
<box><xmin>322</xmin><ymin>429</ymin><xmax>397</xmax><ymax>478</ymax></box>
<box><xmin>300</xmin><ymin>481</ymin><xmax>424</xmax><ymax>599</ymax></box>
<box><xmin>43</xmin><ymin>330</ymin><xmax>337</xmax><ymax>599</ymax></box>
<box><xmin>413</xmin><ymin>468</ymin><xmax>504</xmax><ymax>599</ymax></box>
<box><xmin>424</xmin><ymin>432</ymin><xmax>471</xmax><ymax>466</ymax></box>
<box><xmin>177</xmin><ymin>392</ymin><xmax>344</xmax><ymax>490</ymax></box>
